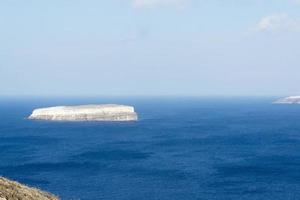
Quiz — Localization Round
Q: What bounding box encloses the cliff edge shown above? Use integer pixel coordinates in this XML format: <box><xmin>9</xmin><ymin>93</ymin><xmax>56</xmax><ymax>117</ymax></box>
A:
<box><xmin>0</xmin><ymin>177</ymin><xmax>58</xmax><ymax>200</ymax></box>
<box><xmin>28</xmin><ymin>104</ymin><xmax>138</xmax><ymax>121</ymax></box>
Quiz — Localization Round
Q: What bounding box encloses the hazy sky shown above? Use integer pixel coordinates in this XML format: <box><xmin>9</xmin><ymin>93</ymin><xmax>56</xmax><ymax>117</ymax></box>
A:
<box><xmin>1</xmin><ymin>0</ymin><xmax>300</xmax><ymax>96</ymax></box>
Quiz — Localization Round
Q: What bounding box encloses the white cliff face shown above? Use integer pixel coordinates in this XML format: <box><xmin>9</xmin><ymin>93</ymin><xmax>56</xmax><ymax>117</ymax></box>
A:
<box><xmin>274</xmin><ymin>96</ymin><xmax>300</xmax><ymax>104</ymax></box>
<box><xmin>28</xmin><ymin>104</ymin><xmax>138</xmax><ymax>121</ymax></box>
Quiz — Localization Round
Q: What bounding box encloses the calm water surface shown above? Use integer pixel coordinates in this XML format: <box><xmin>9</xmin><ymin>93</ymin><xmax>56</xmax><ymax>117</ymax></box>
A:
<box><xmin>1</xmin><ymin>97</ymin><xmax>300</xmax><ymax>200</ymax></box>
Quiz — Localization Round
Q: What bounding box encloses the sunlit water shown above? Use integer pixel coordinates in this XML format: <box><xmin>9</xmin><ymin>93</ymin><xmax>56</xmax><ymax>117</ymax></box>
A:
<box><xmin>1</xmin><ymin>97</ymin><xmax>300</xmax><ymax>200</ymax></box>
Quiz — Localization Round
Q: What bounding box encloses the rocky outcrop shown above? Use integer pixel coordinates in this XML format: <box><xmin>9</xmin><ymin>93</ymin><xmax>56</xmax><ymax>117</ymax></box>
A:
<box><xmin>28</xmin><ymin>104</ymin><xmax>138</xmax><ymax>121</ymax></box>
<box><xmin>274</xmin><ymin>96</ymin><xmax>300</xmax><ymax>104</ymax></box>
<box><xmin>0</xmin><ymin>177</ymin><xmax>58</xmax><ymax>200</ymax></box>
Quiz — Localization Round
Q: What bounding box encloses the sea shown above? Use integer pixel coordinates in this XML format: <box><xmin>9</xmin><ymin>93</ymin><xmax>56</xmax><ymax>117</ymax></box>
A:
<box><xmin>1</xmin><ymin>96</ymin><xmax>300</xmax><ymax>200</ymax></box>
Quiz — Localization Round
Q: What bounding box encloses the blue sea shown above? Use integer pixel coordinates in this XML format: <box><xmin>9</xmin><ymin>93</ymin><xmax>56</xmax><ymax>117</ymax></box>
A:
<box><xmin>1</xmin><ymin>97</ymin><xmax>300</xmax><ymax>200</ymax></box>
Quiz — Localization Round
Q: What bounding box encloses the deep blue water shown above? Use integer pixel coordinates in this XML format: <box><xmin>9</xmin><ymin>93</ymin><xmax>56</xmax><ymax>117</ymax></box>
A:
<box><xmin>1</xmin><ymin>97</ymin><xmax>300</xmax><ymax>200</ymax></box>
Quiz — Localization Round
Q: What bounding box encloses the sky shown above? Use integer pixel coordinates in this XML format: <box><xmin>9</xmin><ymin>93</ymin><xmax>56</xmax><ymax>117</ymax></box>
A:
<box><xmin>1</xmin><ymin>0</ymin><xmax>300</xmax><ymax>96</ymax></box>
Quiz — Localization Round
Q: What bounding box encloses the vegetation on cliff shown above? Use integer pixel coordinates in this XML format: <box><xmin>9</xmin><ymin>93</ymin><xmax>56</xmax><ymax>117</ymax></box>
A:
<box><xmin>0</xmin><ymin>177</ymin><xmax>58</xmax><ymax>200</ymax></box>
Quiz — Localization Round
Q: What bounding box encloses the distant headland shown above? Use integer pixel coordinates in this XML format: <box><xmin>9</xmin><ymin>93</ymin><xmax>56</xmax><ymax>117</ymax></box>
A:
<box><xmin>28</xmin><ymin>104</ymin><xmax>138</xmax><ymax>121</ymax></box>
<box><xmin>274</xmin><ymin>96</ymin><xmax>300</xmax><ymax>104</ymax></box>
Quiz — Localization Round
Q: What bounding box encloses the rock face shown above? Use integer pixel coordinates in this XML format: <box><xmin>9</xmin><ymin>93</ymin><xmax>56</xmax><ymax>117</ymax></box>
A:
<box><xmin>0</xmin><ymin>177</ymin><xmax>59</xmax><ymax>200</ymax></box>
<box><xmin>28</xmin><ymin>104</ymin><xmax>138</xmax><ymax>121</ymax></box>
<box><xmin>274</xmin><ymin>96</ymin><xmax>300</xmax><ymax>104</ymax></box>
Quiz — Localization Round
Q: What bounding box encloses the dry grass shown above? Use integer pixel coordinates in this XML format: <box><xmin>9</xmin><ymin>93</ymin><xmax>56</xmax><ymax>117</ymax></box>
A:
<box><xmin>0</xmin><ymin>177</ymin><xmax>59</xmax><ymax>200</ymax></box>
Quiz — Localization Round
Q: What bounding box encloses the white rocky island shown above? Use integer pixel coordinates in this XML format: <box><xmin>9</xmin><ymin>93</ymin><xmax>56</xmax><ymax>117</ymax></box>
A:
<box><xmin>28</xmin><ymin>104</ymin><xmax>138</xmax><ymax>121</ymax></box>
<box><xmin>274</xmin><ymin>96</ymin><xmax>300</xmax><ymax>104</ymax></box>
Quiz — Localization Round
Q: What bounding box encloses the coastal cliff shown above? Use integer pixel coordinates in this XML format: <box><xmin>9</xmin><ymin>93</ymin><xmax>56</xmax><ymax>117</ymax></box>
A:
<box><xmin>274</xmin><ymin>96</ymin><xmax>300</xmax><ymax>104</ymax></box>
<box><xmin>28</xmin><ymin>104</ymin><xmax>138</xmax><ymax>121</ymax></box>
<box><xmin>0</xmin><ymin>177</ymin><xmax>58</xmax><ymax>200</ymax></box>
